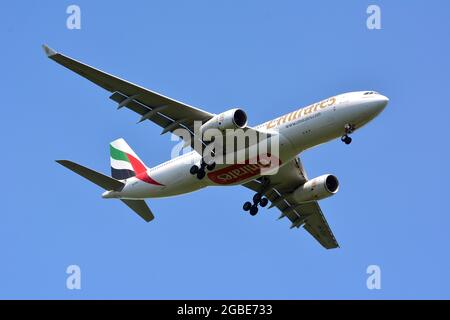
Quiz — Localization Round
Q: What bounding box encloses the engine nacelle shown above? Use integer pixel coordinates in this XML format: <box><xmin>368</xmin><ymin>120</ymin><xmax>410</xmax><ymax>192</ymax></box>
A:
<box><xmin>199</xmin><ymin>108</ymin><xmax>248</xmax><ymax>133</ymax></box>
<box><xmin>292</xmin><ymin>174</ymin><xmax>339</xmax><ymax>203</ymax></box>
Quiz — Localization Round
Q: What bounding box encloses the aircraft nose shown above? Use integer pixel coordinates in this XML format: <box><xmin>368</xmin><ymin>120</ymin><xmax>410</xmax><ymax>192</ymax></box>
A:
<box><xmin>378</xmin><ymin>94</ymin><xmax>389</xmax><ymax>108</ymax></box>
<box><xmin>370</xmin><ymin>94</ymin><xmax>389</xmax><ymax>114</ymax></box>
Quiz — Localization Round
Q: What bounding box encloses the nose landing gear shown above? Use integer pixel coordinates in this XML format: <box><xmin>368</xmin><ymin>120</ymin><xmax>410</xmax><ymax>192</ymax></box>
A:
<box><xmin>341</xmin><ymin>123</ymin><xmax>355</xmax><ymax>145</ymax></box>
<box><xmin>243</xmin><ymin>193</ymin><xmax>269</xmax><ymax>216</ymax></box>
<box><xmin>190</xmin><ymin>159</ymin><xmax>216</xmax><ymax>180</ymax></box>
<box><xmin>341</xmin><ymin>135</ymin><xmax>352</xmax><ymax>145</ymax></box>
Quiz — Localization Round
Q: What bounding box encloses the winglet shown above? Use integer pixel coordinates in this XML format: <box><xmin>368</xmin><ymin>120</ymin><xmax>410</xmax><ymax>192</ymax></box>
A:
<box><xmin>42</xmin><ymin>44</ymin><xmax>57</xmax><ymax>57</ymax></box>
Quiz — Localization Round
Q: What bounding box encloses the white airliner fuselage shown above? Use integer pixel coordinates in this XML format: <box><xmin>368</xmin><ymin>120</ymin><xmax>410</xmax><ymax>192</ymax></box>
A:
<box><xmin>103</xmin><ymin>91</ymin><xmax>388</xmax><ymax>200</ymax></box>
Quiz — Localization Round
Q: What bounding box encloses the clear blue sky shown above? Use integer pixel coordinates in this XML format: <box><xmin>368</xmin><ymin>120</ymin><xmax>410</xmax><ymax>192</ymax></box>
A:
<box><xmin>1</xmin><ymin>1</ymin><xmax>449</xmax><ymax>299</ymax></box>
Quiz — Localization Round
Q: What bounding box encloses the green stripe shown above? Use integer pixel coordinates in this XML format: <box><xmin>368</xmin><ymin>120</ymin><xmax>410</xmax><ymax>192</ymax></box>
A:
<box><xmin>110</xmin><ymin>145</ymin><xmax>129</xmax><ymax>162</ymax></box>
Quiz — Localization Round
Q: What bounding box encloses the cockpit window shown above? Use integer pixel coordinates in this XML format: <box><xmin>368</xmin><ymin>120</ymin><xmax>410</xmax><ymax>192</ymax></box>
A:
<box><xmin>364</xmin><ymin>91</ymin><xmax>379</xmax><ymax>95</ymax></box>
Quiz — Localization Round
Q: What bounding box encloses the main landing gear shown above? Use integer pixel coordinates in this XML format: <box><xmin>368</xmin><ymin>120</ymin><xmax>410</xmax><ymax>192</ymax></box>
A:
<box><xmin>341</xmin><ymin>123</ymin><xmax>355</xmax><ymax>145</ymax></box>
<box><xmin>190</xmin><ymin>159</ymin><xmax>216</xmax><ymax>180</ymax></box>
<box><xmin>243</xmin><ymin>193</ymin><xmax>269</xmax><ymax>216</ymax></box>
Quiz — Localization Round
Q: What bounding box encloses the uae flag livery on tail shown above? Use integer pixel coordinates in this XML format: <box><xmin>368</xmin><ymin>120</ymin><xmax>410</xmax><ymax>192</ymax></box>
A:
<box><xmin>110</xmin><ymin>139</ymin><xmax>164</xmax><ymax>186</ymax></box>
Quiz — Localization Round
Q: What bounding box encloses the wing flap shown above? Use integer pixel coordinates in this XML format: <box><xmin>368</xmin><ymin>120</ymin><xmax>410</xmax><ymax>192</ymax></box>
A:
<box><xmin>298</xmin><ymin>202</ymin><xmax>339</xmax><ymax>249</ymax></box>
<box><xmin>109</xmin><ymin>91</ymin><xmax>173</xmax><ymax>129</ymax></box>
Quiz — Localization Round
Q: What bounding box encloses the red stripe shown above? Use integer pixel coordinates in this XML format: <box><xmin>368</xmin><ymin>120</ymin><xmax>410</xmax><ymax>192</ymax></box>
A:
<box><xmin>136</xmin><ymin>172</ymin><xmax>165</xmax><ymax>186</ymax></box>
<box><xmin>126</xmin><ymin>153</ymin><xmax>164</xmax><ymax>186</ymax></box>
<box><xmin>126</xmin><ymin>153</ymin><xmax>147</xmax><ymax>174</ymax></box>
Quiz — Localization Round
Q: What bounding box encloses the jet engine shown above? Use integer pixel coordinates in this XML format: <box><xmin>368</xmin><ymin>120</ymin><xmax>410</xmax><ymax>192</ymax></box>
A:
<box><xmin>292</xmin><ymin>174</ymin><xmax>339</xmax><ymax>203</ymax></box>
<box><xmin>199</xmin><ymin>108</ymin><xmax>248</xmax><ymax>133</ymax></box>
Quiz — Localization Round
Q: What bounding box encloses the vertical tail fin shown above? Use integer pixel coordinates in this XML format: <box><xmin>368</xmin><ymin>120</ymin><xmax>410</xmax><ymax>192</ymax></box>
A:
<box><xmin>110</xmin><ymin>138</ymin><xmax>148</xmax><ymax>180</ymax></box>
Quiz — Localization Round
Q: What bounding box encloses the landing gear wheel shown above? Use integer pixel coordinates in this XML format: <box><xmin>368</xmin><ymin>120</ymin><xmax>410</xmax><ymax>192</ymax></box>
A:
<box><xmin>190</xmin><ymin>165</ymin><xmax>199</xmax><ymax>175</ymax></box>
<box><xmin>243</xmin><ymin>201</ymin><xmax>252</xmax><ymax>211</ymax></box>
<box><xmin>341</xmin><ymin>124</ymin><xmax>355</xmax><ymax>145</ymax></box>
<box><xmin>249</xmin><ymin>205</ymin><xmax>259</xmax><ymax>216</ymax></box>
<box><xmin>341</xmin><ymin>135</ymin><xmax>352</xmax><ymax>145</ymax></box>
<box><xmin>253</xmin><ymin>193</ymin><xmax>262</xmax><ymax>204</ymax></box>
<box><xmin>259</xmin><ymin>198</ymin><xmax>269</xmax><ymax>207</ymax></box>
<box><xmin>196</xmin><ymin>170</ymin><xmax>206</xmax><ymax>180</ymax></box>
<box><xmin>206</xmin><ymin>162</ymin><xmax>216</xmax><ymax>171</ymax></box>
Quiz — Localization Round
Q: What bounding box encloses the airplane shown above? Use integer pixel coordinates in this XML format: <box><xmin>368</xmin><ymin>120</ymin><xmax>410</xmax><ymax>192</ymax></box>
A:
<box><xmin>43</xmin><ymin>45</ymin><xmax>389</xmax><ymax>249</ymax></box>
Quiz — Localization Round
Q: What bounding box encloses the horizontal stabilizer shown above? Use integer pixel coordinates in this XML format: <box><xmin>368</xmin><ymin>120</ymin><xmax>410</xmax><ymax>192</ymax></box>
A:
<box><xmin>121</xmin><ymin>200</ymin><xmax>154</xmax><ymax>222</ymax></box>
<box><xmin>56</xmin><ymin>160</ymin><xmax>124</xmax><ymax>191</ymax></box>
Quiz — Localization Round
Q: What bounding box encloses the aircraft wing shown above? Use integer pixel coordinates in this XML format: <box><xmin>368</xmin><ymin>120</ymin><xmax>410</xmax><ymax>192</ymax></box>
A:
<box><xmin>43</xmin><ymin>45</ymin><xmax>214</xmax><ymax>149</ymax></box>
<box><xmin>43</xmin><ymin>45</ymin><xmax>273</xmax><ymax>155</ymax></box>
<box><xmin>243</xmin><ymin>157</ymin><xmax>339</xmax><ymax>249</ymax></box>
